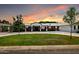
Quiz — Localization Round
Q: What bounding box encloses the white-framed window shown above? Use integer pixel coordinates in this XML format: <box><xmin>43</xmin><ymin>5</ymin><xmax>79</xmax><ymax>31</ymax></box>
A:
<box><xmin>74</xmin><ymin>25</ymin><xmax>76</xmax><ymax>30</ymax></box>
<box><xmin>78</xmin><ymin>25</ymin><xmax>79</xmax><ymax>29</ymax></box>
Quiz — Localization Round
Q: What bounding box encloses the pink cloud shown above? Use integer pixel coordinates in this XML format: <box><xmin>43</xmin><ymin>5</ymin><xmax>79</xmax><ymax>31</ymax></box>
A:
<box><xmin>23</xmin><ymin>5</ymin><xmax>68</xmax><ymax>24</ymax></box>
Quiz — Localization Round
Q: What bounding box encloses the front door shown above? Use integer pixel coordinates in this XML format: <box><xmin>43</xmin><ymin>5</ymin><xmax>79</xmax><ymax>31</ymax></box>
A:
<box><xmin>33</xmin><ymin>26</ymin><xmax>40</xmax><ymax>31</ymax></box>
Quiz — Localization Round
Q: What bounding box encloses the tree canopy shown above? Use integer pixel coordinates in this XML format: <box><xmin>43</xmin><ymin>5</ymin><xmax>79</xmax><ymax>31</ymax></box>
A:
<box><xmin>12</xmin><ymin>14</ymin><xmax>25</xmax><ymax>32</ymax></box>
<box><xmin>63</xmin><ymin>7</ymin><xmax>78</xmax><ymax>24</ymax></box>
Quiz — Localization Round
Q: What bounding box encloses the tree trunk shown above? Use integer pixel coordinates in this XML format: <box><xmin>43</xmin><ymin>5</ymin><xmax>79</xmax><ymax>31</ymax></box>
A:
<box><xmin>18</xmin><ymin>25</ymin><xmax>20</xmax><ymax>35</ymax></box>
<box><xmin>70</xmin><ymin>24</ymin><xmax>72</xmax><ymax>39</ymax></box>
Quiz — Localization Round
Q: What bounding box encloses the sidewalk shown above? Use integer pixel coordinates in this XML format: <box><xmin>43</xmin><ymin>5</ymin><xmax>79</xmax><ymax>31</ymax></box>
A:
<box><xmin>0</xmin><ymin>31</ymin><xmax>79</xmax><ymax>37</ymax></box>
<box><xmin>0</xmin><ymin>45</ymin><xmax>79</xmax><ymax>54</ymax></box>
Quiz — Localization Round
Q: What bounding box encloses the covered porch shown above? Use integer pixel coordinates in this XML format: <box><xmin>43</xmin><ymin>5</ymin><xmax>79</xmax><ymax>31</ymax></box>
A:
<box><xmin>26</xmin><ymin>25</ymin><xmax>60</xmax><ymax>31</ymax></box>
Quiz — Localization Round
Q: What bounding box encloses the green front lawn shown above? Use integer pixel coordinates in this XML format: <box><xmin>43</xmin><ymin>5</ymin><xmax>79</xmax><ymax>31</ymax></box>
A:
<box><xmin>0</xmin><ymin>34</ymin><xmax>79</xmax><ymax>46</ymax></box>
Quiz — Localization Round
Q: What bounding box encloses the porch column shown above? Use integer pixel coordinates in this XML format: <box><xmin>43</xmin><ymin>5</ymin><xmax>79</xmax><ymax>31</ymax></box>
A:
<box><xmin>8</xmin><ymin>26</ymin><xmax>10</xmax><ymax>32</ymax></box>
<box><xmin>46</xmin><ymin>26</ymin><xmax>48</xmax><ymax>31</ymax></box>
<box><xmin>40</xmin><ymin>26</ymin><xmax>41</xmax><ymax>31</ymax></box>
<box><xmin>55</xmin><ymin>26</ymin><xmax>57</xmax><ymax>31</ymax></box>
<box><xmin>25</xmin><ymin>27</ymin><xmax>26</xmax><ymax>32</ymax></box>
<box><xmin>31</xmin><ymin>26</ymin><xmax>33</xmax><ymax>32</ymax></box>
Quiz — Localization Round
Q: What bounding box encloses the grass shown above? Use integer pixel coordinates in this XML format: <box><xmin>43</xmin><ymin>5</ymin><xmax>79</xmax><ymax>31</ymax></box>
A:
<box><xmin>0</xmin><ymin>34</ymin><xmax>79</xmax><ymax>46</ymax></box>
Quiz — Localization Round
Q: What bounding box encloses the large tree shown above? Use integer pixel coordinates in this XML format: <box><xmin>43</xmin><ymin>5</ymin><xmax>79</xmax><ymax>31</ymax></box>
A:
<box><xmin>63</xmin><ymin>7</ymin><xmax>78</xmax><ymax>39</ymax></box>
<box><xmin>12</xmin><ymin>14</ymin><xmax>25</xmax><ymax>32</ymax></box>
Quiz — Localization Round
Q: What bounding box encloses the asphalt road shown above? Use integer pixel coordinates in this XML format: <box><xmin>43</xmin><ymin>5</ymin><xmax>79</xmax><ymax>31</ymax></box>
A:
<box><xmin>0</xmin><ymin>45</ymin><xmax>79</xmax><ymax>54</ymax></box>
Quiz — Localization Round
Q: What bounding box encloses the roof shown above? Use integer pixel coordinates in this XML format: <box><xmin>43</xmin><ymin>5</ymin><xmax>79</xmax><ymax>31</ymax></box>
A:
<box><xmin>39</xmin><ymin>21</ymin><xmax>57</xmax><ymax>23</ymax></box>
<box><xmin>74</xmin><ymin>21</ymin><xmax>79</xmax><ymax>25</ymax></box>
<box><xmin>0</xmin><ymin>23</ymin><xmax>11</xmax><ymax>26</ymax></box>
<box><xmin>30</xmin><ymin>22</ymin><xmax>69</xmax><ymax>26</ymax></box>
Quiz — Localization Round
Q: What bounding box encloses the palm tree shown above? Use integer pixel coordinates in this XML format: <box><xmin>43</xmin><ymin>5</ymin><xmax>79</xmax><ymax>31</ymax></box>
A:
<box><xmin>63</xmin><ymin>7</ymin><xmax>79</xmax><ymax>39</ymax></box>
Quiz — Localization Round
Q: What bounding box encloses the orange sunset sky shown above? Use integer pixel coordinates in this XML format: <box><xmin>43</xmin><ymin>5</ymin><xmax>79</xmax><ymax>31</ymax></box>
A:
<box><xmin>0</xmin><ymin>4</ymin><xmax>79</xmax><ymax>24</ymax></box>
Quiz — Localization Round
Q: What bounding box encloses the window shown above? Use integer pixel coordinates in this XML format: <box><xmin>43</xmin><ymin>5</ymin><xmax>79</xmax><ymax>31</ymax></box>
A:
<box><xmin>74</xmin><ymin>25</ymin><xmax>76</xmax><ymax>30</ymax></box>
<box><xmin>78</xmin><ymin>25</ymin><xmax>79</xmax><ymax>29</ymax></box>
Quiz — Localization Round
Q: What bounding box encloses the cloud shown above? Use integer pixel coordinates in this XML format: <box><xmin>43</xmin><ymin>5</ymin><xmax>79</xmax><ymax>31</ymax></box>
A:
<box><xmin>23</xmin><ymin>5</ymin><xmax>68</xmax><ymax>24</ymax></box>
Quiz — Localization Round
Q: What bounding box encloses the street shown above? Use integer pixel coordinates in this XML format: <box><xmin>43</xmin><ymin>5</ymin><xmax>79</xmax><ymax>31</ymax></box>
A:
<box><xmin>0</xmin><ymin>45</ymin><xmax>79</xmax><ymax>54</ymax></box>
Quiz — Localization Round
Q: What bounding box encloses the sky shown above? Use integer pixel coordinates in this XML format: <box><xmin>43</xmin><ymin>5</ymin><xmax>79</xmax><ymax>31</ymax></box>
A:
<box><xmin>0</xmin><ymin>4</ymin><xmax>79</xmax><ymax>24</ymax></box>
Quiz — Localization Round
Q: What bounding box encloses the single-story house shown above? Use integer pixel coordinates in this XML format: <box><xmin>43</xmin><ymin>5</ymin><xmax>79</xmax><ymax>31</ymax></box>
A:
<box><xmin>25</xmin><ymin>22</ymin><xmax>79</xmax><ymax>32</ymax></box>
<box><xmin>0</xmin><ymin>21</ymin><xmax>79</xmax><ymax>33</ymax></box>
<box><xmin>0</xmin><ymin>23</ymin><xmax>11</xmax><ymax>32</ymax></box>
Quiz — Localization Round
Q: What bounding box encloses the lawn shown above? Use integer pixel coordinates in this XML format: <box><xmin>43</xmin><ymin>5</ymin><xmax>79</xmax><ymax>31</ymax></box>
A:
<box><xmin>0</xmin><ymin>34</ymin><xmax>79</xmax><ymax>46</ymax></box>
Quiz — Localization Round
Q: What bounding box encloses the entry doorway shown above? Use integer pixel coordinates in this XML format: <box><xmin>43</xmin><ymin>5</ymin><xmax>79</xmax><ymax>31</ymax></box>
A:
<box><xmin>33</xmin><ymin>26</ymin><xmax>40</xmax><ymax>31</ymax></box>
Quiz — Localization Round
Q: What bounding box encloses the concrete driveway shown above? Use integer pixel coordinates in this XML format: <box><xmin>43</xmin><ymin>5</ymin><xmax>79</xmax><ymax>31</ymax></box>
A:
<box><xmin>0</xmin><ymin>31</ymin><xmax>79</xmax><ymax>37</ymax></box>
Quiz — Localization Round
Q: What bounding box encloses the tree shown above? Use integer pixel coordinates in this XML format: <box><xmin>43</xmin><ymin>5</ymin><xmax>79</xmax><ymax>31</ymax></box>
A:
<box><xmin>0</xmin><ymin>20</ymin><xmax>1</xmax><ymax>23</ymax></box>
<box><xmin>12</xmin><ymin>14</ymin><xmax>25</xmax><ymax>32</ymax></box>
<box><xmin>63</xmin><ymin>7</ymin><xmax>79</xmax><ymax>39</ymax></box>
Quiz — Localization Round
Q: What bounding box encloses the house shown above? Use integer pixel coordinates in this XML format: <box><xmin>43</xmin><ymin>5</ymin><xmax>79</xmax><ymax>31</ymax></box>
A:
<box><xmin>0</xmin><ymin>21</ymin><xmax>79</xmax><ymax>33</ymax></box>
<box><xmin>25</xmin><ymin>21</ymin><xmax>79</xmax><ymax>32</ymax></box>
<box><xmin>25</xmin><ymin>22</ymin><xmax>60</xmax><ymax>31</ymax></box>
<box><xmin>0</xmin><ymin>23</ymin><xmax>11</xmax><ymax>32</ymax></box>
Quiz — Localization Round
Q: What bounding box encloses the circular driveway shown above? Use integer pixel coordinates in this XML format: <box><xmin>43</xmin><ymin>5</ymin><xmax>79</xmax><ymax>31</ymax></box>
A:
<box><xmin>0</xmin><ymin>31</ymin><xmax>79</xmax><ymax>37</ymax></box>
